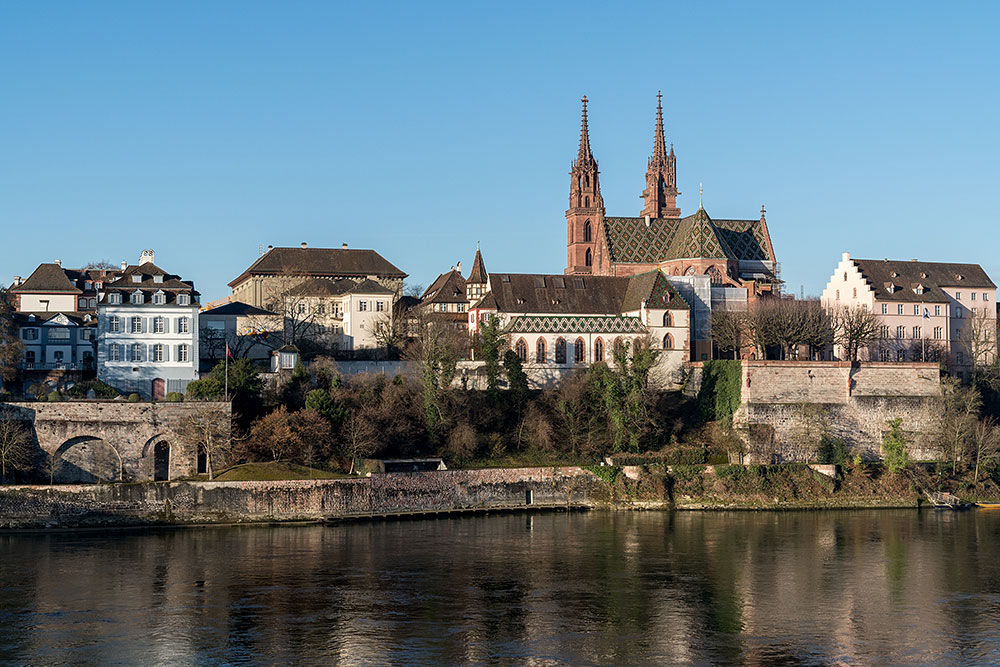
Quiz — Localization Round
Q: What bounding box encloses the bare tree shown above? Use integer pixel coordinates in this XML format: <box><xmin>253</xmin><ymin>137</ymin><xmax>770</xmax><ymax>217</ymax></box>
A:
<box><xmin>0</xmin><ymin>417</ymin><xmax>31</xmax><ymax>480</ymax></box>
<box><xmin>938</xmin><ymin>378</ymin><xmax>982</xmax><ymax>470</ymax></box>
<box><xmin>710</xmin><ymin>310</ymin><xmax>746</xmax><ymax>359</ymax></box>
<box><xmin>960</xmin><ymin>308</ymin><xmax>998</xmax><ymax>385</ymax></box>
<box><xmin>971</xmin><ymin>416</ymin><xmax>1000</xmax><ymax>484</ymax></box>
<box><xmin>372</xmin><ymin>312</ymin><xmax>405</xmax><ymax>360</ymax></box>
<box><xmin>174</xmin><ymin>403</ymin><xmax>231</xmax><ymax>480</ymax></box>
<box><xmin>342</xmin><ymin>409</ymin><xmax>377</xmax><ymax>474</ymax></box>
<box><xmin>832</xmin><ymin>306</ymin><xmax>884</xmax><ymax>361</ymax></box>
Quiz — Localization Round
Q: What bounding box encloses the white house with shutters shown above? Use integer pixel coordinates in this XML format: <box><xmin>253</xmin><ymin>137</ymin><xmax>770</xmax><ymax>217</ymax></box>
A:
<box><xmin>97</xmin><ymin>250</ymin><xmax>200</xmax><ymax>398</ymax></box>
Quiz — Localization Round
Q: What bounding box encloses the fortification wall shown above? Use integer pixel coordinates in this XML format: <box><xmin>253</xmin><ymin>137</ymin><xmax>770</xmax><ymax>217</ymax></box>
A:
<box><xmin>0</xmin><ymin>401</ymin><xmax>231</xmax><ymax>483</ymax></box>
<box><xmin>0</xmin><ymin>467</ymin><xmax>601</xmax><ymax>529</ymax></box>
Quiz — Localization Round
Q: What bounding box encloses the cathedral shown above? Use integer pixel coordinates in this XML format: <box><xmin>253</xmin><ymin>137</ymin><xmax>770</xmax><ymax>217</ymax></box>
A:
<box><xmin>565</xmin><ymin>95</ymin><xmax>778</xmax><ymax>298</ymax></box>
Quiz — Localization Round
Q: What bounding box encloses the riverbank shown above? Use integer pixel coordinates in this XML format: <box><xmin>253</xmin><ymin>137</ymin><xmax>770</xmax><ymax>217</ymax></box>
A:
<box><xmin>2</xmin><ymin>463</ymin><xmax>999</xmax><ymax>529</ymax></box>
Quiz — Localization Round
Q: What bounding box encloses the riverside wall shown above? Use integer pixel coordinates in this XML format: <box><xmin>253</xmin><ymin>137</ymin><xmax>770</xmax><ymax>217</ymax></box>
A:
<box><xmin>687</xmin><ymin>361</ymin><xmax>943</xmax><ymax>463</ymax></box>
<box><xmin>0</xmin><ymin>467</ymin><xmax>603</xmax><ymax>529</ymax></box>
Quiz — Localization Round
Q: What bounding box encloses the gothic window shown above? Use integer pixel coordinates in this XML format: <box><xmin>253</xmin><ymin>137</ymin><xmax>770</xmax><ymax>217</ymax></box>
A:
<box><xmin>585</xmin><ymin>196</ymin><xmax>590</xmax><ymax>207</ymax></box>
<box><xmin>584</xmin><ymin>220</ymin><xmax>592</xmax><ymax>242</ymax></box>
<box><xmin>555</xmin><ymin>338</ymin><xmax>567</xmax><ymax>364</ymax></box>
<box><xmin>536</xmin><ymin>338</ymin><xmax>547</xmax><ymax>363</ymax></box>
<box><xmin>585</xmin><ymin>174</ymin><xmax>590</xmax><ymax>187</ymax></box>
<box><xmin>662</xmin><ymin>312</ymin><xmax>672</xmax><ymax>327</ymax></box>
<box><xmin>585</xmin><ymin>248</ymin><xmax>592</xmax><ymax>267</ymax></box>
<box><xmin>663</xmin><ymin>333</ymin><xmax>674</xmax><ymax>349</ymax></box>
<box><xmin>594</xmin><ymin>338</ymin><xmax>604</xmax><ymax>362</ymax></box>
<box><xmin>515</xmin><ymin>338</ymin><xmax>527</xmax><ymax>362</ymax></box>
<box><xmin>613</xmin><ymin>337</ymin><xmax>625</xmax><ymax>356</ymax></box>
<box><xmin>574</xmin><ymin>337</ymin><xmax>585</xmax><ymax>363</ymax></box>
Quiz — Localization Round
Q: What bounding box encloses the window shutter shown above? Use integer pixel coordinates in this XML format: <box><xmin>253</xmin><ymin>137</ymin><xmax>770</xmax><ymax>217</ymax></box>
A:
<box><xmin>164</xmin><ymin>318</ymin><xmax>170</xmax><ymax>334</ymax></box>
<box><xmin>163</xmin><ymin>345</ymin><xmax>169</xmax><ymax>362</ymax></box>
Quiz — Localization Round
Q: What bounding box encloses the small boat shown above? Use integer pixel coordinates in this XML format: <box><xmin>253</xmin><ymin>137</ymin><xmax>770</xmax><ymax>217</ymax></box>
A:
<box><xmin>976</xmin><ymin>503</ymin><xmax>1000</xmax><ymax>509</ymax></box>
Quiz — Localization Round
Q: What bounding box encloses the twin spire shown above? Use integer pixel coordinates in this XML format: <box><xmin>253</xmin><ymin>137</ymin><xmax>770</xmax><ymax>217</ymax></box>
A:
<box><xmin>574</xmin><ymin>93</ymin><xmax>680</xmax><ymax>218</ymax></box>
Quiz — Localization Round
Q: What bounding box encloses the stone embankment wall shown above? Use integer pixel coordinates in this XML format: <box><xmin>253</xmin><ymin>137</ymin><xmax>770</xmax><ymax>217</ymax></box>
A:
<box><xmin>0</xmin><ymin>467</ymin><xmax>603</xmax><ymax>529</ymax></box>
<box><xmin>0</xmin><ymin>401</ymin><xmax>231</xmax><ymax>483</ymax></box>
<box><xmin>687</xmin><ymin>361</ymin><xmax>943</xmax><ymax>463</ymax></box>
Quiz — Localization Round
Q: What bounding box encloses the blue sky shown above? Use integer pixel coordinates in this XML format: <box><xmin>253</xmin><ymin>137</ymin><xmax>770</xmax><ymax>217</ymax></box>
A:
<box><xmin>2</xmin><ymin>2</ymin><xmax>998</xmax><ymax>302</ymax></box>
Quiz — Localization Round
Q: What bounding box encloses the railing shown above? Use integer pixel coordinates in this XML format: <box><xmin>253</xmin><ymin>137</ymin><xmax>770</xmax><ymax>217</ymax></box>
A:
<box><xmin>23</xmin><ymin>362</ymin><xmax>93</xmax><ymax>371</ymax></box>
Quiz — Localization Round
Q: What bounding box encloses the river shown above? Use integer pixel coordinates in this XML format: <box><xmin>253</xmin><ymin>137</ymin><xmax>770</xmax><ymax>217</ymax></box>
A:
<box><xmin>2</xmin><ymin>509</ymin><xmax>1000</xmax><ymax>665</ymax></box>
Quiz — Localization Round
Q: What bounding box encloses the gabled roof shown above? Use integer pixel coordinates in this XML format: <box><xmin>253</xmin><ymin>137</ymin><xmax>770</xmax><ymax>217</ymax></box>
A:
<box><xmin>853</xmin><ymin>259</ymin><xmax>996</xmax><ymax>302</ymax></box>
<box><xmin>229</xmin><ymin>247</ymin><xmax>406</xmax><ymax>288</ymax></box>
<box><xmin>287</xmin><ymin>277</ymin><xmax>357</xmax><ymax>297</ymax></box>
<box><xmin>484</xmin><ymin>271</ymin><xmax>688</xmax><ymax>315</ymax></box>
<box><xmin>15</xmin><ymin>311</ymin><xmax>96</xmax><ymax>327</ymax></box>
<box><xmin>203</xmin><ymin>301</ymin><xmax>277</xmax><ymax>317</ymax></box>
<box><xmin>602</xmin><ymin>208</ymin><xmax>774</xmax><ymax>264</ymax></box>
<box><xmin>422</xmin><ymin>270</ymin><xmax>467</xmax><ymax>303</ymax></box>
<box><xmin>467</xmin><ymin>249</ymin><xmax>488</xmax><ymax>284</ymax></box>
<box><xmin>348</xmin><ymin>279</ymin><xmax>395</xmax><ymax>295</ymax></box>
<box><xmin>104</xmin><ymin>262</ymin><xmax>195</xmax><ymax>293</ymax></box>
<box><xmin>11</xmin><ymin>264</ymin><xmax>81</xmax><ymax>294</ymax></box>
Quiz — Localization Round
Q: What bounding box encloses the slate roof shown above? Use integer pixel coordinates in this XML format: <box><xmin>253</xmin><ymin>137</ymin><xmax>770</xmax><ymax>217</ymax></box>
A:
<box><xmin>422</xmin><ymin>270</ymin><xmax>467</xmax><ymax>303</ymax></box>
<box><xmin>288</xmin><ymin>277</ymin><xmax>395</xmax><ymax>298</ymax></box>
<box><xmin>853</xmin><ymin>259</ymin><xmax>996</xmax><ymax>302</ymax></box>
<box><xmin>349</xmin><ymin>279</ymin><xmax>395</xmax><ymax>295</ymax></box>
<box><xmin>481</xmin><ymin>270</ymin><xmax>687</xmax><ymax>315</ymax></box>
<box><xmin>101</xmin><ymin>262</ymin><xmax>198</xmax><ymax>305</ymax></box>
<box><xmin>229</xmin><ymin>247</ymin><xmax>406</xmax><ymax>288</ymax></box>
<box><xmin>15</xmin><ymin>311</ymin><xmax>97</xmax><ymax>327</ymax></box>
<box><xmin>203</xmin><ymin>301</ymin><xmax>277</xmax><ymax>317</ymax></box>
<box><xmin>11</xmin><ymin>264</ymin><xmax>81</xmax><ymax>294</ymax></box>
<box><xmin>602</xmin><ymin>208</ymin><xmax>773</xmax><ymax>264</ymax></box>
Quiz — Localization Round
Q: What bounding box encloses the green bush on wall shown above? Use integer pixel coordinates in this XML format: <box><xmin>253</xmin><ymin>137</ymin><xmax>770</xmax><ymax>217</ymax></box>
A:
<box><xmin>46</xmin><ymin>391</ymin><xmax>62</xmax><ymax>402</ymax></box>
<box><xmin>697</xmin><ymin>360</ymin><xmax>742</xmax><ymax>422</ymax></box>
<box><xmin>127</xmin><ymin>393</ymin><xmax>141</xmax><ymax>403</ymax></box>
<box><xmin>163</xmin><ymin>392</ymin><xmax>184</xmax><ymax>402</ymax></box>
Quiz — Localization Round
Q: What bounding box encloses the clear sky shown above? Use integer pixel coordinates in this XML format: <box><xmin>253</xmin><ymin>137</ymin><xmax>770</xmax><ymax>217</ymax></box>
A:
<box><xmin>2</xmin><ymin>1</ymin><xmax>998</xmax><ymax>302</ymax></box>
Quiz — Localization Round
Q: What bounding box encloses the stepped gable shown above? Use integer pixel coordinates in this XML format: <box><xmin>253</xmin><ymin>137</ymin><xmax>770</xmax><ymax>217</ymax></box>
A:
<box><xmin>601</xmin><ymin>209</ymin><xmax>773</xmax><ymax>265</ymax></box>
<box><xmin>10</xmin><ymin>263</ymin><xmax>81</xmax><ymax>294</ymax></box>
<box><xmin>853</xmin><ymin>259</ymin><xmax>996</xmax><ymax>302</ymax></box>
<box><xmin>621</xmin><ymin>270</ymin><xmax>688</xmax><ymax>312</ymax></box>
<box><xmin>488</xmin><ymin>273</ymin><xmax>630</xmax><ymax>315</ymax></box>
<box><xmin>229</xmin><ymin>246</ymin><xmax>406</xmax><ymax>287</ymax></box>
<box><xmin>422</xmin><ymin>270</ymin><xmax>467</xmax><ymax>303</ymax></box>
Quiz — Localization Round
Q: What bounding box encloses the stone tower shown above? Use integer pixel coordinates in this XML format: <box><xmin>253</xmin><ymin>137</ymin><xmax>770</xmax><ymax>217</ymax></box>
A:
<box><xmin>640</xmin><ymin>92</ymin><xmax>680</xmax><ymax>219</ymax></box>
<box><xmin>566</xmin><ymin>96</ymin><xmax>604</xmax><ymax>275</ymax></box>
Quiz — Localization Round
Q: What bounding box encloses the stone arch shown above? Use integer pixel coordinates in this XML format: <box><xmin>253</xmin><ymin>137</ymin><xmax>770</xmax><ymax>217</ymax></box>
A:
<box><xmin>142</xmin><ymin>433</ymin><xmax>172</xmax><ymax>482</ymax></box>
<box><xmin>52</xmin><ymin>436</ymin><xmax>123</xmax><ymax>483</ymax></box>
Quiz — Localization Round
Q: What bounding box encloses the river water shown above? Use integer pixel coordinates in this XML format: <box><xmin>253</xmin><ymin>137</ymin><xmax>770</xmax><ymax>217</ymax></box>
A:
<box><xmin>2</xmin><ymin>509</ymin><xmax>1000</xmax><ymax>665</ymax></box>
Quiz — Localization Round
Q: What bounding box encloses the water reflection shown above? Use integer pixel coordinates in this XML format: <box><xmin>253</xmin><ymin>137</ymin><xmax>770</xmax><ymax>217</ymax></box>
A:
<box><xmin>3</xmin><ymin>510</ymin><xmax>1000</xmax><ymax>665</ymax></box>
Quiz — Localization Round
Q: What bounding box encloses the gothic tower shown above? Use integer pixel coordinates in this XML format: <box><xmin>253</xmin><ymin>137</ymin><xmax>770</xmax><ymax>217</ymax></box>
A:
<box><xmin>566</xmin><ymin>95</ymin><xmax>604</xmax><ymax>275</ymax></box>
<box><xmin>640</xmin><ymin>92</ymin><xmax>680</xmax><ymax>219</ymax></box>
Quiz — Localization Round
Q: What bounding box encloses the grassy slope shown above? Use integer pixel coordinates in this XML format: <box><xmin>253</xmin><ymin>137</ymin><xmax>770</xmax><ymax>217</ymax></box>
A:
<box><xmin>209</xmin><ymin>462</ymin><xmax>347</xmax><ymax>481</ymax></box>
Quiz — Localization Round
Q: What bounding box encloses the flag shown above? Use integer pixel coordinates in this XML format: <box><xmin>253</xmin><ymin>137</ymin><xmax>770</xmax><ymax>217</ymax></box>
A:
<box><xmin>226</xmin><ymin>342</ymin><xmax>233</xmax><ymax>359</ymax></box>
<box><xmin>923</xmin><ymin>308</ymin><xmax>930</xmax><ymax>320</ymax></box>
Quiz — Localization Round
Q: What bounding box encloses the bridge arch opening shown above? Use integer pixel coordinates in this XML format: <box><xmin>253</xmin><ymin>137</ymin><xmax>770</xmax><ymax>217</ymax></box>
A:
<box><xmin>52</xmin><ymin>436</ymin><xmax>122</xmax><ymax>483</ymax></box>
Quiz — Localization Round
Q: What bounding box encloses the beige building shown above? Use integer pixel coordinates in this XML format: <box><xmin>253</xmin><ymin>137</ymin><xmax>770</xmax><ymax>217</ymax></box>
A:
<box><xmin>821</xmin><ymin>252</ymin><xmax>996</xmax><ymax>376</ymax></box>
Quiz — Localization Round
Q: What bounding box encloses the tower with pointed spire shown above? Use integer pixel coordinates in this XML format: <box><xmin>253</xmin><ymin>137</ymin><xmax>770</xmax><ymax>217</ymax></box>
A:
<box><xmin>466</xmin><ymin>243</ymin><xmax>489</xmax><ymax>304</ymax></box>
<box><xmin>565</xmin><ymin>95</ymin><xmax>605</xmax><ymax>275</ymax></box>
<box><xmin>640</xmin><ymin>92</ymin><xmax>680</xmax><ymax>219</ymax></box>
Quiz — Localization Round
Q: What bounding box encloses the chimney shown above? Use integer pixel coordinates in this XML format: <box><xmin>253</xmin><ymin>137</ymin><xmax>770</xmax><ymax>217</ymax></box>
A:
<box><xmin>54</xmin><ymin>259</ymin><xmax>61</xmax><ymax>267</ymax></box>
<box><xmin>267</xmin><ymin>245</ymin><xmax>273</xmax><ymax>252</ymax></box>
<box><xmin>13</xmin><ymin>276</ymin><xmax>21</xmax><ymax>286</ymax></box>
<box><xmin>457</xmin><ymin>261</ymin><xmax>462</xmax><ymax>273</ymax></box>
<box><xmin>121</xmin><ymin>260</ymin><xmax>128</xmax><ymax>271</ymax></box>
<box><xmin>342</xmin><ymin>243</ymin><xmax>348</xmax><ymax>249</ymax></box>
<box><xmin>301</xmin><ymin>242</ymin><xmax>307</xmax><ymax>249</ymax></box>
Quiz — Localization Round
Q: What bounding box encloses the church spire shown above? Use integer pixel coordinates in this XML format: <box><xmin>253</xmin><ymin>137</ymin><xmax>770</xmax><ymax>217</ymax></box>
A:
<box><xmin>567</xmin><ymin>95</ymin><xmax>603</xmax><ymax>275</ymax></box>
<box><xmin>576</xmin><ymin>95</ymin><xmax>595</xmax><ymax>167</ymax></box>
<box><xmin>640</xmin><ymin>91</ymin><xmax>680</xmax><ymax>219</ymax></box>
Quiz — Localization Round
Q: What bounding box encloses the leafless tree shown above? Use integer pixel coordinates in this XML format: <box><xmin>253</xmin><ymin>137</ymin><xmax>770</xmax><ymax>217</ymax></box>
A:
<box><xmin>342</xmin><ymin>409</ymin><xmax>377</xmax><ymax>474</ymax></box>
<box><xmin>938</xmin><ymin>378</ymin><xmax>982</xmax><ymax>469</ymax></box>
<box><xmin>971</xmin><ymin>416</ymin><xmax>1000</xmax><ymax>484</ymax></box>
<box><xmin>959</xmin><ymin>308</ymin><xmax>998</xmax><ymax>385</ymax></box>
<box><xmin>710</xmin><ymin>310</ymin><xmax>746</xmax><ymax>359</ymax></box>
<box><xmin>174</xmin><ymin>403</ymin><xmax>231</xmax><ymax>480</ymax></box>
<box><xmin>0</xmin><ymin>417</ymin><xmax>31</xmax><ymax>480</ymax></box>
<box><xmin>832</xmin><ymin>306</ymin><xmax>884</xmax><ymax>361</ymax></box>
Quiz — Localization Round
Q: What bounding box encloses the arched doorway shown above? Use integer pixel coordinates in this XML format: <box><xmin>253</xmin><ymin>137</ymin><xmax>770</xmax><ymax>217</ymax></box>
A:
<box><xmin>153</xmin><ymin>441</ymin><xmax>170</xmax><ymax>481</ymax></box>
<box><xmin>52</xmin><ymin>436</ymin><xmax>122</xmax><ymax>483</ymax></box>
<box><xmin>152</xmin><ymin>378</ymin><xmax>166</xmax><ymax>400</ymax></box>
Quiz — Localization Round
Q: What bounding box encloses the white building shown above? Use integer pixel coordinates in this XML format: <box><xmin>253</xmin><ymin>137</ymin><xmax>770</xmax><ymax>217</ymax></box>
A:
<box><xmin>97</xmin><ymin>250</ymin><xmax>200</xmax><ymax>399</ymax></box>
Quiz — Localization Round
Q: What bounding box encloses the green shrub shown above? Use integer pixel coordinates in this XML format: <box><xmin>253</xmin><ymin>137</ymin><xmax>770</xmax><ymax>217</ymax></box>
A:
<box><xmin>65</xmin><ymin>379</ymin><xmax>119</xmax><ymax>399</ymax></box>
<box><xmin>816</xmin><ymin>435</ymin><xmax>849</xmax><ymax>465</ymax></box>
<box><xmin>127</xmin><ymin>393</ymin><xmax>141</xmax><ymax>403</ymax></box>
<box><xmin>46</xmin><ymin>391</ymin><xmax>62</xmax><ymax>402</ymax></box>
<box><xmin>697</xmin><ymin>360</ymin><xmax>742</xmax><ymax>422</ymax></box>
<box><xmin>671</xmin><ymin>465</ymin><xmax>703</xmax><ymax>481</ymax></box>
<box><xmin>163</xmin><ymin>392</ymin><xmax>184</xmax><ymax>402</ymax></box>
<box><xmin>882</xmin><ymin>417</ymin><xmax>909</xmax><ymax>474</ymax></box>
<box><xmin>585</xmin><ymin>465</ymin><xmax>621</xmax><ymax>485</ymax></box>
<box><xmin>186</xmin><ymin>377</ymin><xmax>224</xmax><ymax>400</ymax></box>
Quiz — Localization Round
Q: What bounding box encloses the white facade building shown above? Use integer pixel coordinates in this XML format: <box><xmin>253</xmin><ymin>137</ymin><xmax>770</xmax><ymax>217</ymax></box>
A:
<box><xmin>97</xmin><ymin>251</ymin><xmax>200</xmax><ymax>398</ymax></box>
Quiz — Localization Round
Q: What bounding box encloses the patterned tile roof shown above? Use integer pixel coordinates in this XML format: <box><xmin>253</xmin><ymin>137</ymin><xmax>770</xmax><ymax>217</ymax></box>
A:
<box><xmin>507</xmin><ymin>315</ymin><xmax>647</xmax><ymax>334</ymax></box>
<box><xmin>621</xmin><ymin>270</ymin><xmax>689</xmax><ymax>312</ymax></box>
<box><xmin>602</xmin><ymin>208</ymin><xmax>773</xmax><ymax>264</ymax></box>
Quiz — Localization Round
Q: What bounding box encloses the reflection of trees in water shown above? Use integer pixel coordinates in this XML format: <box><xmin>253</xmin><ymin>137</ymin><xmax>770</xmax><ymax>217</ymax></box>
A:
<box><xmin>4</xmin><ymin>513</ymin><xmax>1000</xmax><ymax>664</ymax></box>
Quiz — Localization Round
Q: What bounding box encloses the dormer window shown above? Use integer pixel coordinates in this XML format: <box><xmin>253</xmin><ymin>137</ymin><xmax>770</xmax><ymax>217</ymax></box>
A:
<box><xmin>890</xmin><ymin>271</ymin><xmax>898</xmax><ymax>278</ymax></box>
<box><xmin>131</xmin><ymin>274</ymin><xmax>142</xmax><ymax>283</ymax></box>
<box><xmin>109</xmin><ymin>293</ymin><xmax>122</xmax><ymax>305</ymax></box>
<box><xmin>130</xmin><ymin>290</ymin><xmax>143</xmax><ymax>305</ymax></box>
<box><xmin>178</xmin><ymin>294</ymin><xmax>190</xmax><ymax>306</ymax></box>
<box><xmin>84</xmin><ymin>281</ymin><xmax>93</xmax><ymax>290</ymax></box>
<box><xmin>920</xmin><ymin>273</ymin><xmax>928</xmax><ymax>279</ymax></box>
<box><xmin>913</xmin><ymin>285</ymin><xmax>925</xmax><ymax>295</ymax></box>
<box><xmin>956</xmin><ymin>274</ymin><xmax>964</xmax><ymax>281</ymax></box>
<box><xmin>152</xmin><ymin>290</ymin><xmax>166</xmax><ymax>305</ymax></box>
<box><xmin>153</xmin><ymin>274</ymin><xmax>163</xmax><ymax>284</ymax></box>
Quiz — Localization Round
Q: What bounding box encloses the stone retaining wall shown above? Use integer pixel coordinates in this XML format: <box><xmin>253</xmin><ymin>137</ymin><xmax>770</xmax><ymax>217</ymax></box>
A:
<box><xmin>0</xmin><ymin>467</ymin><xmax>603</xmax><ymax>529</ymax></box>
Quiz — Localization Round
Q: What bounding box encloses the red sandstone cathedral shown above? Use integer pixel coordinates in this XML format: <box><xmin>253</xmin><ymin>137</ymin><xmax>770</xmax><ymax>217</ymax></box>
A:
<box><xmin>565</xmin><ymin>95</ymin><xmax>778</xmax><ymax>297</ymax></box>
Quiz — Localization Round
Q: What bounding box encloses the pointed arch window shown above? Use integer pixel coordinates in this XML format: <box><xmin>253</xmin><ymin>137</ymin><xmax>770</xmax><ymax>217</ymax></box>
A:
<box><xmin>584</xmin><ymin>220</ymin><xmax>592</xmax><ymax>243</ymax></box>
<box><xmin>662</xmin><ymin>311</ymin><xmax>672</xmax><ymax>327</ymax></box>
<box><xmin>594</xmin><ymin>338</ymin><xmax>604</xmax><ymax>362</ymax></box>
<box><xmin>574</xmin><ymin>337</ymin><xmax>585</xmax><ymax>363</ymax></box>
<box><xmin>536</xmin><ymin>338</ymin><xmax>546</xmax><ymax>363</ymax></box>
<box><xmin>584</xmin><ymin>196</ymin><xmax>590</xmax><ymax>207</ymax></box>
<box><xmin>555</xmin><ymin>338</ymin><xmax>567</xmax><ymax>364</ymax></box>
<box><xmin>515</xmin><ymin>338</ymin><xmax>527</xmax><ymax>362</ymax></box>
<box><xmin>585</xmin><ymin>248</ymin><xmax>593</xmax><ymax>267</ymax></box>
<box><xmin>663</xmin><ymin>333</ymin><xmax>674</xmax><ymax>349</ymax></box>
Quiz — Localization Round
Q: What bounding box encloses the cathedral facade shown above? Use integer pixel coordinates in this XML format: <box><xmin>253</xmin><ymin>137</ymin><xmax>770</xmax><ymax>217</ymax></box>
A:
<box><xmin>565</xmin><ymin>95</ymin><xmax>779</xmax><ymax>299</ymax></box>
